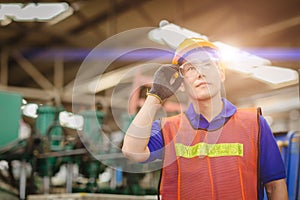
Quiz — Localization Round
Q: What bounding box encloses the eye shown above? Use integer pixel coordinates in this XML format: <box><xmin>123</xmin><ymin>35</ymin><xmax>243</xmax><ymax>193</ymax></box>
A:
<box><xmin>185</xmin><ymin>65</ymin><xmax>196</xmax><ymax>72</ymax></box>
<box><xmin>202</xmin><ymin>63</ymin><xmax>211</xmax><ymax>69</ymax></box>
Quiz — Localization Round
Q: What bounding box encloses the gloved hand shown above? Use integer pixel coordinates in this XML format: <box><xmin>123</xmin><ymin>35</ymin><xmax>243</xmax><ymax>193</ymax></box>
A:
<box><xmin>148</xmin><ymin>64</ymin><xmax>183</xmax><ymax>103</ymax></box>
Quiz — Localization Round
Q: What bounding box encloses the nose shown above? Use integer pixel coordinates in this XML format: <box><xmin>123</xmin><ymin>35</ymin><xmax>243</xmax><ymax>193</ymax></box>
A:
<box><xmin>195</xmin><ymin>67</ymin><xmax>204</xmax><ymax>78</ymax></box>
<box><xmin>197</xmin><ymin>73</ymin><xmax>204</xmax><ymax>79</ymax></box>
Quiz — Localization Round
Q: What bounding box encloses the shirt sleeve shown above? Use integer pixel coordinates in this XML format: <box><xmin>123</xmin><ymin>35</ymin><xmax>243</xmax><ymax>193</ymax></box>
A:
<box><xmin>259</xmin><ymin>116</ymin><xmax>286</xmax><ymax>184</ymax></box>
<box><xmin>145</xmin><ymin>120</ymin><xmax>164</xmax><ymax>162</ymax></box>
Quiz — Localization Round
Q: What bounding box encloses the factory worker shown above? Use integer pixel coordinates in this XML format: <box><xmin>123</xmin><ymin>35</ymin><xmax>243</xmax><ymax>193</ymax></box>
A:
<box><xmin>122</xmin><ymin>38</ymin><xmax>287</xmax><ymax>200</ymax></box>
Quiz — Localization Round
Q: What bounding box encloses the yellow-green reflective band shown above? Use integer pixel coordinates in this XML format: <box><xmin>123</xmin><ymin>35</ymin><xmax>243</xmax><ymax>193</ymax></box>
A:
<box><xmin>175</xmin><ymin>143</ymin><xmax>243</xmax><ymax>158</ymax></box>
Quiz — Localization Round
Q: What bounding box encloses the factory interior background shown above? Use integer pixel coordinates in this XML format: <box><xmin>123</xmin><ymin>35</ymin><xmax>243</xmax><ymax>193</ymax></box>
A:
<box><xmin>0</xmin><ymin>0</ymin><xmax>299</xmax><ymax>199</ymax></box>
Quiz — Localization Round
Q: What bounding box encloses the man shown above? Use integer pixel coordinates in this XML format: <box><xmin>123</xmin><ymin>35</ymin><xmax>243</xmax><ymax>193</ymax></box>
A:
<box><xmin>122</xmin><ymin>38</ymin><xmax>288</xmax><ymax>199</ymax></box>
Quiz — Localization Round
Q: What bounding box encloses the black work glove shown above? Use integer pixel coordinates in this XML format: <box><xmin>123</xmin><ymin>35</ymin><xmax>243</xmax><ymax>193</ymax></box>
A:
<box><xmin>148</xmin><ymin>64</ymin><xmax>183</xmax><ymax>103</ymax></box>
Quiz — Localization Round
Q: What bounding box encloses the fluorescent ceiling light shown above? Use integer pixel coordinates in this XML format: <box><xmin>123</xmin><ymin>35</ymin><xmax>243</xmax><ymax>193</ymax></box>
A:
<box><xmin>252</xmin><ymin>65</ymin><xmax>298</xmax><ymax>85</ymax></box>
<box><xmin>215</xmin><ymin>42</ymin><xmax>298</xmax><ymax>85</ymax></box>
<box><xmin>0</xmin><ymin>3</ymin><xmax>73</xmax><ymax>25</ymax></box>
<box><xmin>148</xmin><ymin>20</ymin><xmax>208</xmax><ymax>49</ymax></box>
<box><xmin>214</xmin><ymin>41</ymin><xmax>298</xmax><ymax>85</ymax></box>
<box><xmin>213</xmin><ymin>41</ymin><xmax>271</xmax><ymax>73</ymax></box>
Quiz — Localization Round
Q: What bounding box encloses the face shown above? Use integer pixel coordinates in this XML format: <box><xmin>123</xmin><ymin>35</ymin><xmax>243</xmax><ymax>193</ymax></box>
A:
<box><xmin>180</xmin><ymin>51</ymin><xmax>225</xmax><ymax>101</ymax></box>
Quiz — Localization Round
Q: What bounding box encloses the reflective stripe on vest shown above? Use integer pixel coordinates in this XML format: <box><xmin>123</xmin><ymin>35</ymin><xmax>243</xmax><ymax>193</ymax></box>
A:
<box><xmin>175</xmin><ymin>142</ymin><xmax>243</xmax><ymax>158</ymax></box>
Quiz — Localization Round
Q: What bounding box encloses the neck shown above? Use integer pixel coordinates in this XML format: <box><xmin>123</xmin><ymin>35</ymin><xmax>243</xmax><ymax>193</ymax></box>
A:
<box><xmin>191</xmin><ymin>95</ymin><xmax>223</xmax><ymax>122</ymax></box>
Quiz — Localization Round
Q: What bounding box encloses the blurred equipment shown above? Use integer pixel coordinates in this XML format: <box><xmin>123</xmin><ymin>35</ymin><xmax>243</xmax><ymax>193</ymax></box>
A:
<box><xmin>0</xmin><ymin>91</ymin><xmax>159</xmax><ymax>199</ymax></box>
<box><xmin>272</xmin><ymin>131</ymin><xmax>300</xmax><ymax>200</ymax></box>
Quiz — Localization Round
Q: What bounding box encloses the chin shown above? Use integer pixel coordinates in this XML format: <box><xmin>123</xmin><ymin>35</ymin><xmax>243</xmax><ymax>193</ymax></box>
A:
<box><xmin>189</xmin><ymin>93</ymin><xmax>212</xmax><ymax>101</ymax></box>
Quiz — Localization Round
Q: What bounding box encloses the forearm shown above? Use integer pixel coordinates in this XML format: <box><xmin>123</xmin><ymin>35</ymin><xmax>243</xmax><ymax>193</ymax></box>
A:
<box><xmin>265</xmin><ymin>179</ymin><xmax>288</xmax><ymax>200</ymax></box>
<box><xmin>122</xmin><ymin>96</ymin><xmax>161</xmax><ymax>162</ymax></box>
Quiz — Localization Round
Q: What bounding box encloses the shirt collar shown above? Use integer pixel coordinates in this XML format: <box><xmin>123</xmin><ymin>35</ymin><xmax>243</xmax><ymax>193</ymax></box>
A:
<box><xmin>185</xmin><ymin>98</ymin><xmax>237</xmax><ymax>130</ymax></box>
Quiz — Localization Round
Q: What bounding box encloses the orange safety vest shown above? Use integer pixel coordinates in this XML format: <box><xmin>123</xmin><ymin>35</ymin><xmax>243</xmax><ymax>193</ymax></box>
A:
<box><xmin>159</xmin><ymin>108</ymin><xmax>261</xmax><ymax>200</ymax></box>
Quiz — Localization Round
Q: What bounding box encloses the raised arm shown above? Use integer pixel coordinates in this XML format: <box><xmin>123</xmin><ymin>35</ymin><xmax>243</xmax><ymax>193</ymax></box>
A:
<box><xmin>122</xmin><ymin>64</ymin><xmax>182</xmax><ymax>162</ymax></box>
<box><xmin>122</xmin><ymin>96</ymin><xmax>161</xmax><ymax>162</ymax></box>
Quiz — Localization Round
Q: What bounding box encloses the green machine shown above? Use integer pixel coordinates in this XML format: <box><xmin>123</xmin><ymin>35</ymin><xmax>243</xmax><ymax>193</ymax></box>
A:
<box><xmin>76</xmin><ymin>110</ymin><xmax>106</xmax><ymax>193</ymax></box>
<box><xmin>34</xmin><ymin>105</ymin><xmax>64</xmax><ymax>194</ymax></box>
<box><xmin>0</xmin><ymin>91</ymin><xmax>159</xmax><ymax>198</ymax></box>
<box><xmin>0</xmin><ymin>91</ymin><xmax>23</xmax><ymax>150</ymax></box>
<box><xmin>0</xmin><ymin>91</ymin><xmax>36</xmax><ymax>200</ymax></box>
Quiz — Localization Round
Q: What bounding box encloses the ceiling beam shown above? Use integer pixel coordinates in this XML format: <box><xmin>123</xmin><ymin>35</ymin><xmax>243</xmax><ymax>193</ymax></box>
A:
<box><xmin>53</xmin><ymin>56</ymin><xmax>64</xmax><ymax>105</ymax></box>
<box><xmin>54</xmin><ymin>56</ymin><xmax>64</xmax><ymax>90</ymax></box>
<box><xmin>73</xmin><ymin>8</ymin><xmax>106</xmax><ymax>39</ymax></box>
<box><xmin>257</xmin><ymin>15</ymin><xmax>300</xmax><ymax>36</ymax></box>
<box><xmin>12</xmin><ymin>51</ymin><xmax>54</xmax><ymax>90</ymax></box>
<box><xmin>0</xmin><ymin>86</ymin><xmax>54</xmax><ymax>101</ymax></box>
<box><xmin>133</xmin><ymin>2</ymin><xmax>156</xmax><ymax>26</ymax></box>
<box><xmin>0</xmin><ymin>15</ymin><xmax>82</xmax><ymax>49</ymax></box>
<box><xmin>69</xmin><ymin>0</ymin><xmax>151</xmax><ymax>35</ymax></box>
<box><xmin>0</xmin><ymin>49</ymin><xmax>8</xmax><ymax>86</ymax></box>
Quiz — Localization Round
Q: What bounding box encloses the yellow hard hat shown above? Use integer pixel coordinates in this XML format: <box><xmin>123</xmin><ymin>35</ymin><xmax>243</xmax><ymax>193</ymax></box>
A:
<box><xmin>172</xmin><ymin>38</ymin><xmax>220</xmax><ymax>65</ymax></box>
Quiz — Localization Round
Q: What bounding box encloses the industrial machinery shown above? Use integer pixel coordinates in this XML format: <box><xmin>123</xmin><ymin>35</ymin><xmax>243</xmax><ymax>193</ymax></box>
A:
<box><xmin>0</xmin><ymin>91</ymin><xmax>159</xmax><ymax>200</ymax></box>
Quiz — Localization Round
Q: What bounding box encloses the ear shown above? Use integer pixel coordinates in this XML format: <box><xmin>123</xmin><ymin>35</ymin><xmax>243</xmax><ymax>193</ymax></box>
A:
<box><xmin>179</xmin><ymin>82</ymin><xmax>185</xmax><ymax>92</ymax></box>
<box><xmin>218</xmin><ymin>67</ymin><xmax>226</xmax><ymax>82</ymax></box>
<box><xmin>217</xmin><ymin>61</ymin><xmax>226</xmax><ymax>82</ymax></box>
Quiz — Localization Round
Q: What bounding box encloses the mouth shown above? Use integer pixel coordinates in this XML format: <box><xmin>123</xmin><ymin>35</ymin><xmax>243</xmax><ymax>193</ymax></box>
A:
<box><xmin>195</xmin><ymin>82</ymin><xmax>208</xmax><ymax>87</ymax></box>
